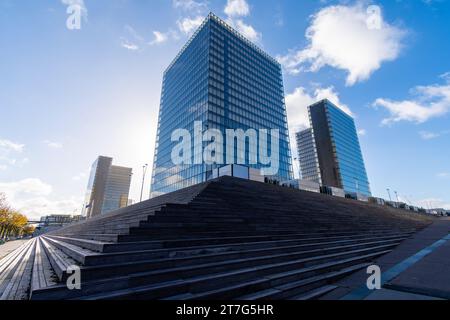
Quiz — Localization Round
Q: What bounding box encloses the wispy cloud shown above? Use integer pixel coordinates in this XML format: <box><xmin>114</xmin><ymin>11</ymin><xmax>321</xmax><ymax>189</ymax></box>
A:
<box><xmin>173</xmin><ymin>0</ymin><xmax>208</xmax><ymax>12</ymax></box>
<box><xmin>374</xmin><ymin>73</ymin><xmax>450</xmax><ymax>125</ymax></box>
<box><xmin>72</xmin><ymin>172</ymin><xmax>87</xmax><ymax>181</ymax></box>
<box><xmin>224</xmin><ymin>0</ymin><xmax>249</xmax><ymax>17</ymax></box>
<box><xmin>120</xmin><ymin>25</ymin><xmax>144</xmax><ymax>51</ymax></box>
<box><xmin>286</xmin><ymin>85</ymin><xmax>352</xmax><ymax>133</ymax></box>
<box><xmin>285</xmin><ymin>86</ymin><xmax>351</xmax><ymax>170</ymax></box>
<box><xmin>121</xmin><ymin>25</ymin><xmax>177</xmax><ymax>51</ymax></box>
<box><xmin>233</xmin><ymin>20</ymin><xmax>261</xmax><ymax>42</ymax></box>
<box><xmin>177</xmin><ymin>16</ymin><xmax>204</xmax><ymax>35</ymax></box>
<box><xmin>120</xmin><ymin>39</ymin><xmax>140</xmax><ymax>51</ymax></box>
<box><xmin>437</xmin><ymin>172</ymin><xmax>450</xmax><ymax>179</ymax></box>
<box><xmin>0</xmin><ymin>138</ymin><xmax>24</xmax><ymax>152</ymax></box>
<box><xmin>224</xmin><ymin>0</ymin><xmax>261</xmax><ymax>43</ymax></box>
<box><xmin>0</xmin><ymin>178</ymin><xmax>82</xmax><ymax>220</ymax></box>
<box><xmin>172</xmin><ymin>0</ymin><xmax>208</xmax><ymax>37</ymax></box>
<box><xmin>277</xmin><ymin>2</ymin><xmax>406</xmax><ymax>86</ymax></box>
<box><xmin>419</xmin><ymin>131</ymin><xmax>439</xmax><ymax>140</ymax></box>
<box><xmin>0</xmin><ymin>138</ymin><xmax>26</xmax><ymax>171</ymax></box>
<box><xmin>274</xmin><ymin>6</ymin><xmax>284</xmax><ymax>27</ymax></box>
<box><xmin>43</xmin><ymin>140</ymin><xmax>63</xmax><ymax>149</ymax></box>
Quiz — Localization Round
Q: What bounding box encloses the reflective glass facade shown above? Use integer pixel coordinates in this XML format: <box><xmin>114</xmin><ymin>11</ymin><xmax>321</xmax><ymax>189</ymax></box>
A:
<box><xmin>82</xmin><ymin>156</ymin><xmax>132</xmax><ymax>218</ymax></box>
<box><xmin>151</xmin><ymin>13</ymin><xmax>293</xmax><ymax>197</ymax></box>
<box><xmin>102</xmin><ymin>166</ymin><xmax>133</xmax><ymax>214</ymax></box>
<box><xmin>296</xmin><ymin>128</ymin><xmax>321</xmax><ymax>183</ymax></box>
<box><xmin>308</xmin><ymin>100</ymin><xmax>371</xmax><ymax>196</ymax></box>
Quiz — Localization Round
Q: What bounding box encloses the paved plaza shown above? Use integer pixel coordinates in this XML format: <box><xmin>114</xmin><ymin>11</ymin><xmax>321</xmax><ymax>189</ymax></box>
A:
<box><xmin>321</xmin><ymin>217</ymin><xmax>450</xmax><ymax>300</ymax></box>
<box><xmin>0</xmin><ymin>240</ymin><xmax>29</xmax><ymax>260</ymax></box>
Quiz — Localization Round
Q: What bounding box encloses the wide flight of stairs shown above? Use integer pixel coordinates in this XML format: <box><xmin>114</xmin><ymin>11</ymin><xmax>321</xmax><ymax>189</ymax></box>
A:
<box><xmin>0</xmin><ymin>176</ymin><xmax>432</xmax><ymax>300</ymax></box>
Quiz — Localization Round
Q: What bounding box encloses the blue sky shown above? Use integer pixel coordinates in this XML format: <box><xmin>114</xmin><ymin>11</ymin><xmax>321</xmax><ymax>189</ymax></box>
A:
<box><xmin>0</xmin><ymin>0</ymin><xmax>449</xmax><ymax>219</ymax></box>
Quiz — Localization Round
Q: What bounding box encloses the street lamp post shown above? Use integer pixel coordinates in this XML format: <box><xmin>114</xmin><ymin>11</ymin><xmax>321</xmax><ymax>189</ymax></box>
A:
<box><xmin>394</xmin><ymin>191</ymin><xmax>400</xmax><ymax>203</ymax></box>
<box><xmin>140</xmin><ymin>164</ymin><xmax>148</xmax><ymax>202</ymax></box>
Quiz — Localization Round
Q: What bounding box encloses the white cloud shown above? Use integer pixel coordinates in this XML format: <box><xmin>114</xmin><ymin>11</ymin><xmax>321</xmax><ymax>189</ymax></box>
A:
<box><xmin>149</xmin><ymin>31</ymin><xmax>169</xmax><ymax>45</ymax></box>
<box><xmin>437</xmin><ymin>172</ymin><xmax>450</xmax><ymax>179</ymax></box>
<box><xmin>120</xmin><ymin>25</ymin><xmax>146</xmax><ymax>51</ymax></box>
<box><xmin>422</xmin><ymin>0</ymin><xmax>444</xmax><ymax>5</ymax></box>
<box><xmin>120</xmin><ymin>25</ymin><xmax>176</xmax><ymax>51</ymax></box>
<box><xmin>172</xmin><ymin>0</ymin><xmax>208</xmax><ymax>38</ymax></box>
<box><xmin>358</xmin><ymin>129</ymin><xmax>367</xmax><ymax>136</ymax></box>
<box><xmin>277</xmin><ymin>3</ymin><xmax>406</xmax><ymax>86</ymax></box>
<box><xmin>286</xmin><ymin>86</ymin><xmax>352</xmax><ymax>133</ymax></box>
<box><xmin>233</xmin><ymin>20</ymin><xmax>261</xmax><ymax>42</ymax></box>
<box><xmin>43</xmin><ymin>140</ymin><xmax>63</xmax><ymax>149</ymax></box>
<box><xmin>285</xmin><ymin>86</ymin><xmax>351</xmax><ymax>175</ymax></box>
<box><xmin>0</xmin><ymin>179</ymin><xmax>81</xmax><ymax>220</ymax></box>
<box><xmin>0</xmin><ymin>138</ymin><xmax>26</xmax><ymax>171</ymax></box>
<box><xmin>173</xmin><ymin>0</ymin><xmax>208</xmax><ymax>12</ymax></box>
<box><xmin>223</xmin><ymin>0</ymin><xmax>261</xmax><ymax>43</ymax></box>
<box><xmin>120</xmin><ymin>39</ymin><xmax>140</xmax><ymax>51</ymax></box>
<box><xmin>0</xmin><ymin>139</ymin><xmax>24</xmax><ymax>152</ymax></box>
<box><xmin>0</xmin><ymin>157</ymin><xmax>16</xmax><ymax>166</ymax></box>
<box><xmin>16</xmin><ymin>197</ymin><xmax>82</xmax><ymax>221</ymax></box>
<box><xmin>0</xmin><ymin>179</ymin><xmax>52</xmax><ymax>197</ymax></box>
<box><xmin>419</xmin><ymin>131</ymin><xmax>439</xmax><ymax>140</ymax></box>
<box><xmin>177</xmin><ymin>16</ymin><xmax>204</xmax><ymax>34</ymax></box>
<box><xmin>274</xmin><ymin>7</ymin><xmax>284</xmax><ymax>27</ymax></box>
<box><xmin>72</xmin><ymin>172</ymin><xmax>87</xmax><ymax>181</ymax></box>
<box><xmin>373</xmin><ymin>74</ymin><xmax>450</xmax><ymax>125</ymax></box>
<box><xmin>224</xmin><ymin>0</ymin><xmax>250</xmax><ymax>17</ymax></box>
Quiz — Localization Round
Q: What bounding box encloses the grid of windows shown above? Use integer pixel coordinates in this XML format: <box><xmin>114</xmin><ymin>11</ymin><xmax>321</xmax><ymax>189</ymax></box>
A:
<box><xmin>325</xmin><ymin>103</ymin><xmax>371</xmax><ymax>196</ymax></box>
<box><xmin>102</xmin><ymin>166</ymin><xmax>132</xmax><ymax>214</ymax></box>
<box><xmin>296</xmin><ymin>129</ymin><xmax>321</xmax><ymax>183</ymax></box>
<box><xmin>150</xmin><ymin>14</ymin><xmax>293</xmax><ymax>197</ymax></box>
<box><xmin>82</xmin><ymin>157</ymin><xmax>132</xmax><ymax>218</ymax></box>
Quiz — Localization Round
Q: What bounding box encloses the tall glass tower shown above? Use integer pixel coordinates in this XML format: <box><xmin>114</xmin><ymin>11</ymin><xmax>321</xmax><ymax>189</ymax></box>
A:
<box><xmin>296</xmin><ymin>128</ymin><xmax>321</xmax><ymax>183</ymax></box>
<box><xmin>151</xmin><ymin>13</ymin><xmax>293</xmax><ymax>197</ymax></box>
<box><xmin>82</xmin><ymin>156</ymin><xmax>132</xmax><ymax>218</ymax></box>
<box><xmin>307</xmin><ymin>99</ymin><xmax>371</xmax><ymax>196</ymax></box>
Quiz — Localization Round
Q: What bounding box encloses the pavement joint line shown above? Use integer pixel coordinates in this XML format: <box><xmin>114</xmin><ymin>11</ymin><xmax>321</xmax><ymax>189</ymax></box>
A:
<box><xmin>383</xmin><ymin>283</ymin><xmax>449</xmax><ymax>300</ymax></box>
<box><xmin>340</xmin><ymin>233</ymin><xmax>450</xmax><ymax>300</ymax></box>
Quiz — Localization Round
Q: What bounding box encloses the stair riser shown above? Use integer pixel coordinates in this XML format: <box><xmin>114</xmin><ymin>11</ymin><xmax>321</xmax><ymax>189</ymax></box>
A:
<box><xmin>81</xmin><ymin>238</ymin><xmax>403</xmax><ymax>267</ymax></box>
<box><xmin>101</xmin><ymin>233</ymin><xmax>410</xmax><ymax>253</ymax></box>
<box><xmin>125</xmin><ymin>227</ymin><xmax>403</xmax><ymax>238</ymax></box>
<box><xmin>173</xmin><ymin>249</ymin><xmax>391</xmax><ymax>298</ymax></box>
<box><xmin>124</xmin><ymin>246</ymin><xmax>395</xmax><ymax>292</ymax></box>
<box><xmin>34</xmin><ymin>244</ymin><xmax>395</xmax><ymax>300</ymax></box>
<box><xmin>69</xmin><ymin>234</ymin><xmax>119</xmax><ymax>242</ymax></box>
<box><xmin>118</xmin><ymin>230</ymin><xmax>411</xmax><ymax>244</ymax></box>
<box><xmin>76</xmin><ymin>241</ymin><xmax>398</xmax><ymax>282</ymax></box>
<box><xmin>105</xmin><ymin>251</ymin><xmax>385</xmax><ymax>300</ymax></box>
<box><xmin>39</xmin><ymin>239</ymin><xmax>69</xmax><ymax>283</ymax></box>
<box><xmin>53</xmin><ymin>231</ymin><xmax>410</xmax><ymax>254</ymax></box>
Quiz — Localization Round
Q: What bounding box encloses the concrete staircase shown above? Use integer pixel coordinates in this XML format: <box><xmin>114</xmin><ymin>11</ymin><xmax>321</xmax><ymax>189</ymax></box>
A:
<box><xmin>0</xmin><ymin>176</ymin><xmax>432</xmax><ymax>300</ymax></box>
